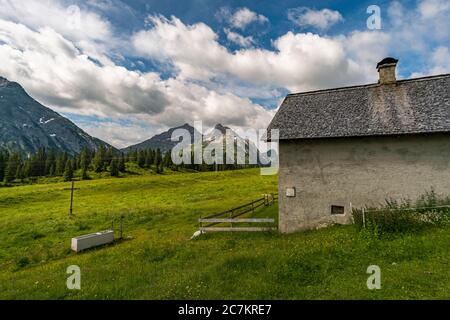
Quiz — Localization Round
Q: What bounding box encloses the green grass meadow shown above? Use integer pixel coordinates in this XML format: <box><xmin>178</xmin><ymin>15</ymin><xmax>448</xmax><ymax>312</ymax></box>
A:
<box><xmin>0</xmin><ymin>169</ymin><xmax>449</xmax><ymax>299</ymax></box>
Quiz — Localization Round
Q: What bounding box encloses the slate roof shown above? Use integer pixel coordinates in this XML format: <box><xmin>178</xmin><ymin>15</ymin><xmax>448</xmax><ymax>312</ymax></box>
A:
<box><xmin>267</xmin><ymin>74</ymin><xmax>450</xmax><ymax>140</ymax></box>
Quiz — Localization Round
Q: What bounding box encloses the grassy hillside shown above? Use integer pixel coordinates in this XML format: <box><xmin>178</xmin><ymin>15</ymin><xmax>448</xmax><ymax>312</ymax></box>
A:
<box><xmin>0</xmin><ymin>169</ymin><xmax>449</xmax><ymax>299</ymax></box>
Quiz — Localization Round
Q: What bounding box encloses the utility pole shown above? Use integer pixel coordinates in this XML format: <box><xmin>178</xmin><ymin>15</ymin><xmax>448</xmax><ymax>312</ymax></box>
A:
<box><xmin>69</xmin><ymin>178</ymin><xmax>75</xmax><ymax>217</ymax></box>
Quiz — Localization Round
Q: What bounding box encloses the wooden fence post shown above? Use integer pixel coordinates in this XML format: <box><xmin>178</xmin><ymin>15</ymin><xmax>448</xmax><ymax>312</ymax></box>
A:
<box><xmin>68</xmin><ymin>179</ymin><xmax>75</xmax><ymax>217</ymax></box>
<box><xmin>230</xmin><ymin>210</ymin><xmax>233</xmax><ymax>228</ymax></box>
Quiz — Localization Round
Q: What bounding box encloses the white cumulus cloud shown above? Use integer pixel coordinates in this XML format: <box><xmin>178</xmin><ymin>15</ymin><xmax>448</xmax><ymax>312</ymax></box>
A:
<box><xmin>418</xmin><ymin>0</ymin><xmax>450</xmax><ymax>18</ymax></box>
<box><xmin>288</xmin><ymin>7</ymin><xmax>343</xmax><ymax>30</ymax></box>
<box><xmin>216</xmin><ymin>7</ymin><xmax>268</xmax><ymax>30</ymax></box>
<box><xmin>1</xmin><ymin>0</ymin><xmax>448</xmax><ymax>148</ymax></box>
<box><xmin>133</xmin><ymin>15</ymin><xmax>380</xmax><ymax>92</ymax></box>
<box><xmin>224</xmin><ymin>28</ymin><xmax>255</xmax><ymax>47</ymax></box>
<box><xmin>0</xmin><ymin>0</ymin><xmax>121</xmax><ymax>65</ymax></box>
<box><xmin>0</xmin><ymin>15</ymin><xmax>274</xmax><ymax>147</ymax></box>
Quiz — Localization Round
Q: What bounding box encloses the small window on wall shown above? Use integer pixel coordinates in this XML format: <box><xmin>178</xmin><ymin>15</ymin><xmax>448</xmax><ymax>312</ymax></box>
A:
<box><xmin>331</xmin><ymin>205</ymin><xmax>345</xmax><ymax>215</ymax></box>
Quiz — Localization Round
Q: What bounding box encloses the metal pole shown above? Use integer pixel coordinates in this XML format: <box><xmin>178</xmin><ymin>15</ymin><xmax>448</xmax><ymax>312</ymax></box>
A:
<box><xmin>362</xmin><ymin>208</ymin><xmax>366</xmax><ymax>228</ymax></box>
<box><xmin>120</xmin><ymin>216</ymin><xmax>123</xmax><ymax>240</ymax></box>
<box><xmin>68</xmin><ymin>179</ymin><xmax>75</xmax><ymax>217</ymax></box>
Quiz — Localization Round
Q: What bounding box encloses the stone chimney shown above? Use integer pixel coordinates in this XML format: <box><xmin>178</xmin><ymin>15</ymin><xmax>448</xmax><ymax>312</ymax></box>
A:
<box><xmin>377</xmin><ymin>57</ymin><xmax>398</xmax><ymax>84</ymax></box>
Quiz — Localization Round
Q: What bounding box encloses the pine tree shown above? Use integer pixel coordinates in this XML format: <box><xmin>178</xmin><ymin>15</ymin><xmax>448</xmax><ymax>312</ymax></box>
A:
<box><xmin>49</xmin><ymin>164</ymin><xmax>55</xmax><ymax>177</ymax></box>
<box><xmin>55</xmin><ymin>153</ymin><xmax>67</xmax><ymax>176</ymax></box>
<box><xmin>15</xmin><ymin>164</ymin><xmax>24</xmax><ymax>181</ymax></box>
<box><xmin>45</xmin><ymin>150</ymin><xmax>55</xmax><ymax>176</ymax></box>
<box><xmin>163</xmin><ymin>151</ymin><xmax>173</xmax><ymax>169</ymax></box>
<box><xmin>93</xmin><ymin>147</ymin><xmax>105</xmax><ymax>173</ymax></box>
<box><xmin>118</xmin><ymin>153</ymin><xmax>126</xmax><ymax>172</ymax></box>
<box><xmin>63</xmin><ymin>159</ymin><xmax>74</xmax><ymax>182</ymax></box>
<box><xmin>110</xmin><ymin>159</ymin><xmax>119</xmax><ymax>177</ymax></box>
<box><xmin>137</xmin><ymin>150</ymin><xmax>146</xmax><ymax>168</ymax></box>
<box><xmin>4</xmin><ymin>152</ymin><xmax>20</xmax><ymax>183</ymax></box>
<box><xmin>144</xmin><ymin>150</ymin><xmax>152</xmax><ymax>168</ymax></box>
<box><xmin>22</xmin><ymin>161</ymin><xmax>31</xmax><ymax>178</ymax></box>
<box><xmin>72</xmin><ymin>156</ymin><xmax>78</xmax><ymax>172</ymax></box>
<box><xmin>81</xmin><ymin>166</ymin><xmax>89</xmax><ymax>180</ymax></box>
<box><xmin>105</xmin><ymin>147</ymin><xmax>114</xmax><ymax>165</ymax></box>
<box><xmin>35</xmin><ymin>148</ymin><xmax>46</xmax><ymax>176</ymax></box>
<box><xmin>128</xmin><ymin>150</ymin><xmax>137</xmax><ymax>164</ymax></box>
<box><xmin>154</xmin><ymin>149</ymin><xmax>162</xmax><ymax>167</ymax></box>
<box><xmin>149</xmin><ymin>150</ymin><xmax>155</xmax><ymax>166</ymax></box>
<box><xmin>0</xmin><ymin>151</ymin><xmax>5</xmax><ymax>182</ymax></box>
<box><xmin>80</xmin><ymin>149</ymin><xmax>90</xmax><ymax>180</ymax></box>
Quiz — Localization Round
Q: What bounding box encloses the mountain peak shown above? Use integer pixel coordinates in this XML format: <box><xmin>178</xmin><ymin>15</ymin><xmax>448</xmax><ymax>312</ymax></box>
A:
<box><xmin>0</xmin><ymin>76</ymin><xmax>10</xmax><ymax>86</ymax></box>
<box><xmin>214</xmin><ymin>123</ymin><xmax>230</xmax><ymax>133</ymax></box>
<box><xmin>0</xmin><ymin>77</ymin><xmax>24</xmax><ymax>91</ymax></box>
<box><xmin>0</xmin><ymin>77</ymin><xmax>112</xmax><ymax>155</ymax></box>
<box><xmin>122</xmin><ymin>123</ymin><xmax>201</xmax><ymax>153</ymax></box>
<box><xmin>179</xmin><ymin>123</ymin><xmax>194</xmax><ymax>129</ymax></box>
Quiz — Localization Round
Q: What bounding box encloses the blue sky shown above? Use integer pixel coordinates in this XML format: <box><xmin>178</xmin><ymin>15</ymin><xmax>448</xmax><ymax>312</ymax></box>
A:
<box><xmin>98</xmin><ymin>0</ymin><xmax>424</xmax><ymax>77</ymax></box>
<box><xmin>0</xmin><ymin>0</ymin><xmax>449</xmax><ymax>147</ymax></box>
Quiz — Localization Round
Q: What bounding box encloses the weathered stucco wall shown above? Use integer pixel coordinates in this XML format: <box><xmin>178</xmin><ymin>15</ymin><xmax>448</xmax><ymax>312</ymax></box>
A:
<box><xmin>278</xmin><ymin>133</ymin><xmax>450</xmax><ymax>233</ymax></box>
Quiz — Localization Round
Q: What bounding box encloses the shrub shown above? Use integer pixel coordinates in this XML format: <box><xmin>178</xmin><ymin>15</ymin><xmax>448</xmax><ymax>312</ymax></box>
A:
<box><xmin>352</xmin><ymin>190</ymin><xmax>450</xmax><ymax>237</ymax></box>
<box><xmin>353</xmin><ymin>208</ymin><xmax>426</xmax><ymax>237</ymax></box>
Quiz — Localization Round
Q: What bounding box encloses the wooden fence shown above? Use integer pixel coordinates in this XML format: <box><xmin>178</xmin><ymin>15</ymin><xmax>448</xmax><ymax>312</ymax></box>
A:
<box><xmin>199</xmin><ymin>194</ymin><xmax>278</xmax><ymax>232</ymax></box>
